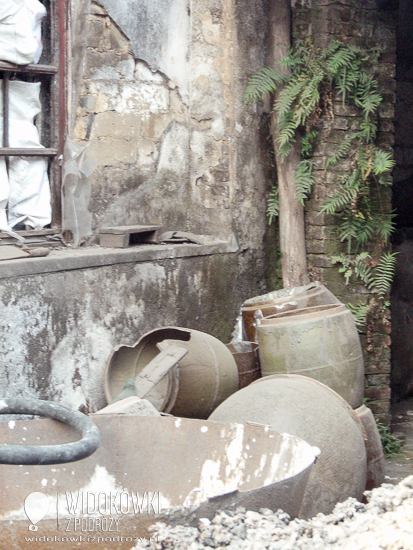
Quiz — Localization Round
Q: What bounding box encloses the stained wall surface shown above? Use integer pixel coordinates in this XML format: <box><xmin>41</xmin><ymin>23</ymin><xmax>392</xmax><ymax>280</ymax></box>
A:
<box><xmin>0</xmin><ymin>0</ymin><xmax>273</xmax><ymax>411</ymax></box>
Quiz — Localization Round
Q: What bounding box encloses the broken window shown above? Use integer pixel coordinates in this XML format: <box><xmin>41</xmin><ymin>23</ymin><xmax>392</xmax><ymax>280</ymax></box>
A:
<box><xmin>0</xmin><ymin>0</ymin><xmax>64</xmax><ymax>240</ymax></box>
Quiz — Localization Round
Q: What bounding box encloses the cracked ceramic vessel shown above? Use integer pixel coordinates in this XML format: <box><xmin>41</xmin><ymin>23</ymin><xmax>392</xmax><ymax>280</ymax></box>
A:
<box><xmin>105</xmin><ymin>326</ymin><xmax>239</xmax><ymax>419</ymax></box>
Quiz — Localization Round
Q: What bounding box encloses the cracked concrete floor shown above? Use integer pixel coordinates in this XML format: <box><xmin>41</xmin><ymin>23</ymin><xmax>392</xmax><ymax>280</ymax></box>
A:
<box><xmin>384</xmin><ymin>397</ymin><xmax>413</xmax><ymax>484</ymax></box>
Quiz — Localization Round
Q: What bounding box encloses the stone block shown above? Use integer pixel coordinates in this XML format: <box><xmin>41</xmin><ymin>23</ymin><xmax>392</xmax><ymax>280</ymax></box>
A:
<box><xmin>90</xmin><ymin>111</ymin><xmax>141</xmax><ymax>139</ymax></box>
<box><xmin>84</xmin><ymin>50</ymin><xmax>135</xmax><ymax>81</ymax></box>
<box><xmin>368</xmin><ymin>400</ymin><xmax>390</xmax><ymax>415</ymax></box>
<box><xmin>140</xmin><ymin>114</ymin><xmax>170</xmax><ymax>139</ymax></box>
<box><xmin>364</xmin><ymin>354</ymin><xmax>391</xmax><ymax>376</ymax></box>
<box><xmin>306</xmin><ymin>225</ymin><xmax>334</xmax><ymax>241</ymax></box>
<box><xmin>330</xmin><ymin>118</ymin><xmax>349</xmax><ymax>131</ymax></box>
<box><xmin>305</xmin><ymin>210</ymin><xmax>327</xmax><ymax>226</ymax></box>
<box><xmin>118</xmin><ymin>83</ymin><xmax>170</xmax><ymax>114</ymax></box>
<box><xmin>333</xmin><ymin>103</ymin><xmax>359</xmax><ymax>117</ymax></box>
<box><xmin>88</xmin><ymin>19</ymin><xmax>106</xmax><ymax>50</ymax></box>
<box><xmin>108</xmin><ymin>19</ymin><xmax>133</xmax><ymax>54</ymax></box>
<box><xmin>364</xmin><ymin>386</ymin><xmax>391</xmax><ymax>401</ymax></box>
<box><xmin>378</xmin><ymin>104</ymin><xmax>395</xmax><ymax>119</ymax></box>
<box><xmin>366</xmin><ymin>374</ymin><xmax>391</xmax><ymax>386</ymax></box>
<box><xmin>307</xmin><ymin>254</ymin><xmax>333</xmax><ymax>268</ymax></box>
<box><xmin>378</xmin><ymin>78</ymin><xmax>397</xmax><ymax>93</ymax></box>
<box><xmin>376</xmin><ymin>132</ymin><xmax>395</xmax><ymax>147</ymax></box>
<box><xmin>87</xmin><ymin>139</ymin><xmax>138</xmax><ymax>166</ymax></box>
<box><xmin>73</xmin><ymin>117</ymin><xmax>87</xmax><ymax>141</ymax></box>
<box><xmin>79</xmin><ymin>95</ymin><xmax>96</xmax><ymax>112</ymax></box>
<box><xmin>306</xmin><ymin>239</ymin><xmax>326</xmax><ymax>254</ymax></box>
<box><xmin>378</xmin><ymin>120</ymin><xmax>394</xmax><ymax>133</ymax></box>
<box><xmin>313</xmin><ymin>185</ymin><xmax>341</xmax><ymax>201</ymax></box>
<box><xmin>376</xmin><ymin>63</ymin><xmax>396</xmax><ymax>80</ymax></box>
<box><xmin>94</xmin><ymin>95</ymin><xmax>109</xmax><ymax>113</ymax></box>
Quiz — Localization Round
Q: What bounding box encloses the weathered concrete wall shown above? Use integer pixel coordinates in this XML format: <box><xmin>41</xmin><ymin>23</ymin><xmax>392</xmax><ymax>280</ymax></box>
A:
<box><xmin>292</xmin><ymin>0</ymin><xmax>397</xmax><ymax>423</ymax></box>
<box><xmin>0</xmin><ymin>0</ymin><xmax>274</xmax><ymax>411</ymax></box>
<box><xmin>0</xmin><ymin>246</ymin><xmax>265</xmax><ymax>412</ymax></box>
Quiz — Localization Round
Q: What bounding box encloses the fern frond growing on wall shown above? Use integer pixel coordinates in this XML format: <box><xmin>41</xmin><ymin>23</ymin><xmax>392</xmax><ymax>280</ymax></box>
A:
<box><xmin>245</xmin><ymin>37</ymin><xmax>396</xmax><ymax>303</ymax></box>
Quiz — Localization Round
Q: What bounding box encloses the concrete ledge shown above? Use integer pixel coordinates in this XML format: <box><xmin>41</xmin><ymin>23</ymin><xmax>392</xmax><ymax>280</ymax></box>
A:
<box><xmin>0</xmin><ymin>237</ymin><xmax>238</xmax><ymax>280</ymax></box>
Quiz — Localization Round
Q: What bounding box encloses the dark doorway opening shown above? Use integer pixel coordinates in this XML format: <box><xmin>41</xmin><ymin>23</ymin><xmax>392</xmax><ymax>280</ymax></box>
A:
<box><xmin>391</xmin><ymin>0</ymin><xmax>413</xmax><ymax>401</ymax></box>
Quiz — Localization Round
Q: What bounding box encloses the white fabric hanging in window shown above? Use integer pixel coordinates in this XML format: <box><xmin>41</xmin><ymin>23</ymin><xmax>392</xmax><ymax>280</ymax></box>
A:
<box><xmin>0</xmin><ymin>0</ymin><xmax>46</xmax><ymax>65</ymax></box>
<box><xmin>0</xmin><ymin>80</ymin><xmax>51</xmax><ymax>230</ymax></box>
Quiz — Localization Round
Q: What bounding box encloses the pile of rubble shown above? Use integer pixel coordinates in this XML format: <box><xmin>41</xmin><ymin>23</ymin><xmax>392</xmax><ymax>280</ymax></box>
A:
<box><xmin>135</xmin><ymin>476</ymin><xmax>413</xmax><ymax>550</ymax></box>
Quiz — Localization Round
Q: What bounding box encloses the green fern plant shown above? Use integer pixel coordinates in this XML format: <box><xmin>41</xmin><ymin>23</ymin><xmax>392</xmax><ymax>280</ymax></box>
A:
<box><xmin>347</xmin><ymin>301</ymin><xmax>370</xmax><ymax>328</ymax></box>
<box><xmin>377</xmin><ymin>422</ymin><xmax>403</xmax><ymax>458</ymax></box>
<box><xmin>246</xmin><ymin>37</ymin><xmax>396</xmax><ymax>307</ymax></box>
<box><xmin>267</xmin><ymin>187</ymin><xmax>279</xmax><ymax>225</ymax></box>
<box><xmin>331</xmin><ymin>252</ymin><xmax>397</xmax><ymax>297</ymax></box>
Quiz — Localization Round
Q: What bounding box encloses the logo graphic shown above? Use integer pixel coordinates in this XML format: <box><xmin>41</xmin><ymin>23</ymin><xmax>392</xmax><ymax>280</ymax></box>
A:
<box><xmin>24</xmin><ymin>492</ymin><xmax>50</xmax><ymax>531</ymax></box>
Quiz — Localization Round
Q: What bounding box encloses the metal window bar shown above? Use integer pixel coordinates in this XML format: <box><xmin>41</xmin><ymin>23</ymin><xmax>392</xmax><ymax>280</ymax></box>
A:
<box><xmin>2</xmin><ymin>73</ymin><xmax>10</xmax><ymax>173</ymax></box>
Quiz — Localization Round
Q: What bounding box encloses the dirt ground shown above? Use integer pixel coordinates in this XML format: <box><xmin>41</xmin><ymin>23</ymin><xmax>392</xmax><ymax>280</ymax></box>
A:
<box><xmin>384</xmin><ymin>397</ymin><xmax>413</xmax><ymax>483</ymax></box>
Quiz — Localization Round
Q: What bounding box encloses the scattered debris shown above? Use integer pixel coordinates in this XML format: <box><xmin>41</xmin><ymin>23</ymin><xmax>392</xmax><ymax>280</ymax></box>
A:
<box><xmin>159</xmin><ymin>231</ymin><xmax>205</xmax><ymax>245</ymax></box>
<box><xmin>95</xmin><ymin>395</ymin><xmax>161</xmax><ymax>416</ymax></box>
<box><xmin>226</xmin><ymin>342</ymin><xmax>260</xmax><ymax>389</ymax></box>
<box><xmin>104</xmin><ymin>327</ymin><xmax>238</xmax><ymax>419</ymax></box>
<box><xmin>135</xmin><ymin>476</ymin><xmax>413</xmax><ymax>550</ymax></box>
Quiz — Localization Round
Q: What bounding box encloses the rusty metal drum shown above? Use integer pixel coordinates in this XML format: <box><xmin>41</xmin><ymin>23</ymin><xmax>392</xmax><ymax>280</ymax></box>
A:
<box><xmin>226</xmin><ymin>342</ymin><xmax>261</xmax><ymax>388</ymax></box>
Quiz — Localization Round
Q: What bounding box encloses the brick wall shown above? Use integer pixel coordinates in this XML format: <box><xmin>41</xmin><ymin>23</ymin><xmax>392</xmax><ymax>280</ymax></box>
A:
<box><xmin>293</xmin><ymin>0</ymin><xmax>397</xmax><ymax>424</ymax></box>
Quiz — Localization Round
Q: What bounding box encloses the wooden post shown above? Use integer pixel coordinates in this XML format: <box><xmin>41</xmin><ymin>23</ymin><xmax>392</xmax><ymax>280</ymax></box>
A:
<box><xmin>268</xmin><ymin>0</ymin><xmax>309</xmax><ymax>288</ymax></box>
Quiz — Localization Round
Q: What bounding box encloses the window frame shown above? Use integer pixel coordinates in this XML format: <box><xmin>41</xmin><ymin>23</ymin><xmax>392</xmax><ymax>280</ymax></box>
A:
<box><xmin>0</xmin><ymin>0</ymin><xmax>66</xmax><ymax>233</ymax></box>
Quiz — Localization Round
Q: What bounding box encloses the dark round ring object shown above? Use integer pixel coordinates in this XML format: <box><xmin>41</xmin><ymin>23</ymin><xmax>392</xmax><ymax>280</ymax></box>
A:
<box><xmin>0</xmin><ymin>398</ymin><xmax>100</xmax><ymax>465</ymax></box>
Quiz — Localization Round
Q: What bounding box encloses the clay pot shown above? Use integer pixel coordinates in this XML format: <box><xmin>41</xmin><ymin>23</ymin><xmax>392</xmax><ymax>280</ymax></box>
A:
<box><xmin>354</xmin><ymin>404</ymin><xmax>385</xmax><ymax>490</ymax></box>
<box><xmin>226</xmin><ymin>342</ymin><xmax>260</xmax><ymax>389</ymax></box>
<box><xmin>105</xmin><ymin>327</ymin><xmax>239</xmax><ymax>419</ymax></box>
<box><xmin>209</xmin><ymin>374</ymin><xmax>367</xmax><ymax>519</ymax></box>
<box><xmin>256</xmin><ymin>303</ymin><xmax>365</xmax><ymax>408</ymax></box>
<box><xmin>242</xmin><ymin>283</ymin><xmax>341</xmax><ymax>342</ymax></box>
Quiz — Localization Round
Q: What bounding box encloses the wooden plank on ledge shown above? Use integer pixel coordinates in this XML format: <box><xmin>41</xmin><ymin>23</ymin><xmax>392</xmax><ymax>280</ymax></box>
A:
<box><xmin>99</xmin><ymin>225</ymin><xmax>162</xmax><ymax>248</ymax></box>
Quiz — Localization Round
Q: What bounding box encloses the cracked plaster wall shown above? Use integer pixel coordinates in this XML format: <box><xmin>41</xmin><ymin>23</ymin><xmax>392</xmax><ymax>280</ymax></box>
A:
<box><xmin>0</xmin><ymin>0</ymin><xmax>273</xmax><ymax>411</ymax></box>
<box><xmin>71</xmin><ymin>0</ymin><xmax>272</xmax><ymax>247</ymax></box>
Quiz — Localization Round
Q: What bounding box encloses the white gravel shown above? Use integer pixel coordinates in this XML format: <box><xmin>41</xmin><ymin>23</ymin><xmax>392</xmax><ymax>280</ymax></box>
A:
<box><xmin>134</xmin><ymin>476</ymin><xmax>413</xmax><ymax>550</ymax></box>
